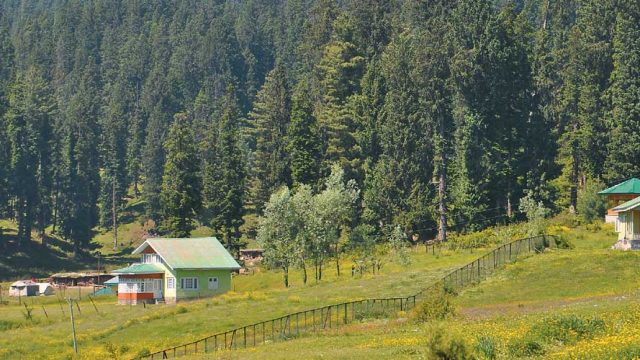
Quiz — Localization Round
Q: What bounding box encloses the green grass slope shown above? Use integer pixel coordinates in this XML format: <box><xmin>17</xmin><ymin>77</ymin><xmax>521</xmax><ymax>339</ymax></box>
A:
<box><xmin>0</xmin><ymin>246</ymin><xmax>481</xmax><ymax>359</ymax></box>
<box><xmin>202</xmin><ymin>224</ymin><xmax>640</xmax><ymax>360</ymax></box>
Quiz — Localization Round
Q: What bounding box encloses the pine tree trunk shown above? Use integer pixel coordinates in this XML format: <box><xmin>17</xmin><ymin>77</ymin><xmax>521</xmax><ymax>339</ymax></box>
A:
<box><xmin>301</xmin><ymin>255</ymin><xmax>307</xmax><ymax>285</ymax></box>
<box><xmin>335</xmin><ymin>243</ymin><xmax>340</xmax><ymax>276</ymax></box>
<box><xmin>438</xmin><ymin>117</ymin><xmax>448</xmax><ymax>243</ymax></box>
<box><xmin>569</xmin><ymin>148</ymin><xmax>578</xmax><ymax>214</ymax></box>
<box><xmin>112</xmin><ymin>180</ymin><xmax>118</xmax><ymax>250</ymax></box>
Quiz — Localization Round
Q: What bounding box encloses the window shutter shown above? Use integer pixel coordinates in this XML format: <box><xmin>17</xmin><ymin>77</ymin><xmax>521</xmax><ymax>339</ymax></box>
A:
<box><xmin>180</xmin><ymin>278</ymin><xmax>184</xmax><ymax>289</ymax></box>
<box><xmin>194</xmin><ymin>278</ymin><xmax>198</xmax><ymax>289</ymax></box>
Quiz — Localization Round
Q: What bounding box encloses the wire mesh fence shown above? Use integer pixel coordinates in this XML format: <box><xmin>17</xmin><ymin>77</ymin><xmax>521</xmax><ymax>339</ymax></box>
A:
<box><xmin>143</xmin><ymin>235</ymin><xmax>554</xmax><ymax>360</ymax></box>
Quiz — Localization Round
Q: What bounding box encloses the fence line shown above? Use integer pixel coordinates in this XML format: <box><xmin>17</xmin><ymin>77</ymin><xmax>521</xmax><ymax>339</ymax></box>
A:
<box><xmin>142</xmin><ymin>235</ymin><xmax>554</xmax><ymax>360</ymax></box>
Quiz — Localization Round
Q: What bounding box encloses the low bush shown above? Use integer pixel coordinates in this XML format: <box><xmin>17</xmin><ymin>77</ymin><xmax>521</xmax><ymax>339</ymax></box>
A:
<box><xmin>532</xmin><ymin>314</ymin><xmax>605</xmax><ymax>345</ymax></box>
<box><xmin>427</xmin><ymin>330</ymin><xmax>474</xmax><ymax>360</ymax></box>
<box><xmin>551</xmin><ymin>234</ymin><xmax>574</xmax><ymax>249</ymax></box>
<box><xmin>411</xmin><ymin>288</ymin><xmax>455</xmax><ymax>323</ymax></box>
<box><xmin>449</xmin><ymin>229</ymin><xmax>495</xmax><ymax>250</ymax></box>
<box><xmin>507</xmin><ymin>336</ymin><xmax>545</xmax><ymax>357</ymax></box>
<box><xmin>0</xmin><ymin>319</ymin><xmax>21</xmax><ymax>331</ymax></box>
<box><xmin>475</xmin><ymin>335</ymin><xmax>496</xmax><ymax>359</ymax></box>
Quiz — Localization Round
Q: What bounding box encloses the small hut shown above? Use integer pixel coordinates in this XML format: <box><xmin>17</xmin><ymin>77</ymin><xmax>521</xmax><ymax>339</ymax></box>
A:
<box><xmin>9</xmin><ymin>281</ymin><xmax>39</xmax><ymax>297</ymax></box>
<box><xmin>37</xmin><ymin>283</ymin><xmax>55</xmax><ymax>296</ymax></box>
<box><xmin>50</xmin><ymin>272</ymin><xmax>109</xmax><ymax>286</ymax></box>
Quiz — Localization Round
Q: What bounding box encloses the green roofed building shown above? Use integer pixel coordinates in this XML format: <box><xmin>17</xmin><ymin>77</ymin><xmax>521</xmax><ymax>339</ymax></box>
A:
<box><xmin>612</xmin><ymin>197</ymin><xmax>640</xmax><ymax>250</ymax></box>
<box><xmin>111</xmin><ymin>237</ymin><xmax>240</xmax><ymax>304</ymax></box>
<box><xmin>598</xmin><ymin>178</ymin><xmax>640</xmax><ymax>224</ymax></box>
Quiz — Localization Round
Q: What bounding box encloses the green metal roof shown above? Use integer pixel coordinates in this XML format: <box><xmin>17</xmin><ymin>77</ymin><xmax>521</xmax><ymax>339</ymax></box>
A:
<box><xmin>132</xmin><ymin>237</ymin><xmax>241</xmax><ymax>270</ymax></box>
<box><xmin>612</xmin><ymin>196</ymin><xmax>640</xmax><ymax>212</ymax></box>
<box><xmin>104</xmin><ymin>276</ymin><xmax>119</xmax><ymax>285</ymax></box>
<box><xmin>111</xmin><ymin>263</ymin><xmax>165</xmax><ymax>275</ymax></box>
<box><xmin>598</xmin><ymin>178</ymin><xmax>640</xmax><ymax>195</ymax></box>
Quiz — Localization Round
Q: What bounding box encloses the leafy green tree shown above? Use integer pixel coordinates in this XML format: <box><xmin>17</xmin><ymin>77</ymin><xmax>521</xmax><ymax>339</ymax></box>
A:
<box><xmin>310</xmin><ymin>164</ymin><xmax>359</xmax><ymax>277</ymax></box>
<box><xmin>519</xmin><ymin>191</ymin><xmax>549</xmax><ymax>236</ymax></box>
<box><xmin>388</xmin><ymin>224</ymin><xmax>411</xmax><ymax>266</ymax></box>
<box><xmin>257</xmin><ymin>187</ymin><xmax>300</xmax><ymax>287</ymax></box>
<box><xmin>290</xmin><ymin>184</ymin><xmax>315</xmax><ymax>284</ymax></box>
<box><xmin>159</xmin><ymin>114</ymin><xmax>202</xmax><ymax>237</ymax></box>
<box><xmin>577</xmin><ymin>179</ymin><xmax>607</xmax><ymax>224</ymax></box>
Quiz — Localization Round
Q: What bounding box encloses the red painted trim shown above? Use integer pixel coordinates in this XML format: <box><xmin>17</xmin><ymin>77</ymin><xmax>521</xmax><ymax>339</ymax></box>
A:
<box><xmin>118</xmin><ymin>292</ymin><xmax>155</xmax><ymax>300</ymax></box>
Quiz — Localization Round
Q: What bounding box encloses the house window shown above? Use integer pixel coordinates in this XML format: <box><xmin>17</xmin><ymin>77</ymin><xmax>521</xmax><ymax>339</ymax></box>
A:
<box><xmin>208</xmin><ymin>277</ymin><xmax>219</xmax><ymax>290</ymax></box>
<box><xmin>167</xmin><ymin>277</ymin><xmax>175</xmax><ymax>289</ymax></box>
<box><xmin>142</xmin><ymin>254</ymin><xmax>161</xmax><ymax>264</ymax></box>
<box><xmin>140</xmin><ymin>281</ymin><xmax>145</xmax><ymax>292</ymax></box>
<box><xmin>180</xmin><ymin>277</ymin><xmax>198</xmax><ymax>290</ymax></box>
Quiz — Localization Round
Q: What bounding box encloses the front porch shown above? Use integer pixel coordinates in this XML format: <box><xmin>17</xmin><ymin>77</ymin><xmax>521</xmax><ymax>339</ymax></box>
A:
<box><xmin>112</xmin><ymin>264</ymin><xmax>165</xmax><ymax>305</ymax></box>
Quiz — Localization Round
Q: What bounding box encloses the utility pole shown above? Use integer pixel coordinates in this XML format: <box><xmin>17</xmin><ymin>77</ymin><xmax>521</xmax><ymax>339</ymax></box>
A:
<box><xmin>68</xmin><ymin>298</ymin><xmax>78</xmax><ymax>354</ymax></box>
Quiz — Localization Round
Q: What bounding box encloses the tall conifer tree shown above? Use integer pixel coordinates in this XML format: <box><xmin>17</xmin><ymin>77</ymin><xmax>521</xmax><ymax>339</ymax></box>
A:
<box><xmin>160</xmin><ymin>114</ymin><xmax>202</xmax><ymax>237</ymax></box>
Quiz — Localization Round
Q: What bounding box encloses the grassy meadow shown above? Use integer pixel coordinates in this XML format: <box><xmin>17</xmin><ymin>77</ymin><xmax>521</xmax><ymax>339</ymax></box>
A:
<box><xmin>2</xmin><ymin>218</ymin><xmax>640</xmax><ymax>359</ymax></box>
<box><xmin>0</xmin><ymin>244</ymin><xmax>482</xmax><ymax>359</ymax></box>
<box><xmin>198</xmin><ymin>222</ymin><xmax>640</xmax><ymax>360</ymax></box>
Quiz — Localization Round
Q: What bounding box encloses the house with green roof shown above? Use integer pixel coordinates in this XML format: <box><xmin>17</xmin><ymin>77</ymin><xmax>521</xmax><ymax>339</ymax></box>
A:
<box><xmin>598</xmin><ymin>178</ymin><xmax>640</xmax><ymax>224</ymax></box>
<box><xmin>111</xmin><ymin>237</ymin><xmax>240</xmax><ymax>304</ymax></box>
<box><xmin>611</xmin><ymin>197</ymin><xmax>640</xmax><ymax>250</ymax></box>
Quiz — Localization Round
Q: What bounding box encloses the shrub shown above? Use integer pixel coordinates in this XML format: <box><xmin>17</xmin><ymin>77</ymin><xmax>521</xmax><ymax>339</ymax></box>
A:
<box><xmin>519</xmin><ymin>192</ymin><xmax>550</xmax><ymax>237</ymax></box>
<box><xmin>551</xmin><ymin>234</ymin><xmax>574</xmax><ymax>249</ymax></box>
<box><xmin>0</xmin><ymin>320</ymin><xmax>21</xmax><ymax>331</ymax></box>
<box><xmin>507</xmin><ymin>337</ymin><xmax>545</xmax><ymax>357</ymax></box>
<box><xmin>354</xmin><ymin>302</ymin><xmax>396</xmax><ymax>320</ymax></box>
<box><xmin>577</xmin><ymin>179</ymin><xmax>607</xmax><ymax>224</ymax></box>
<box><xmin>411</xmin><ymin>288</ymin><xmax>455</xmax><ymax>323</ymax></box>
<box><xmin>449</xmin><ymin>229</ymin><xmax>494</xmax><ymax>250</ymax></box>
<box><xmin>135</xmin><ymin>348</ymin><xmax>151</xmax><ymax>358</ymax></box>
<box><xmin>475</xmin><ymin>336</ymin><xmax>496</xmax><ymax>359</ymax></box>
<box><xmin>532</xmin><ymin>314</ymin><xmax>605</xmax><ymax>345</ymax></box>
<box><xmin>427</xmin><ymin>330</ymin><xmax>474</xmax><ymax>360</ymax></box>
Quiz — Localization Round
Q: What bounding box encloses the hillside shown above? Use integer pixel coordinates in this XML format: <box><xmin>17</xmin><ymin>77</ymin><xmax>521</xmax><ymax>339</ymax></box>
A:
<box><xmin>2</xmin><ymin>221</ymin><xmax>638</xmax><ymax>359</ymax></box>
<box><xmin>1</xmin><ymin>0</ymin><xmax>639</xmax><ymax>262</ymax></box>
<box><xmin>183</xmin><ymin>224</ymin><xmax>640</xmax><ymax>359</ymax></box>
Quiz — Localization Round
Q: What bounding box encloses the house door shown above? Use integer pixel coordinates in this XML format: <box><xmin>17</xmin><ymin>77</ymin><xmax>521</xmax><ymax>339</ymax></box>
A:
<box><xmin>153</xmin><ymin>279</ymin><xmax>163</xmax><ymax>299</ymax></box>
